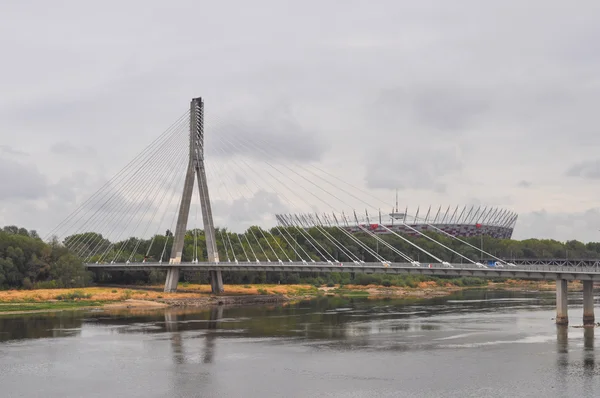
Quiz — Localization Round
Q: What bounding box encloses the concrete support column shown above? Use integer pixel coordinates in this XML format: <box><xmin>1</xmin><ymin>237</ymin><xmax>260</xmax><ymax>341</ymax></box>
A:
<box><xmin>556</xmin><ymin>279</ymin><xmax>568</xmax><ymax>325</ymax></box>
<box><xmin>583</xmin><ymin>280</ymin><xmax>595</xmax><ymax>325</ymax></box>
<box><xmin>210</xmin><ymin>270</ymin><xmax>224</xmax><ymax>294</ymax></box>
<box><xmin>164</xmin><ymin>267</ymin><xmax>180</xmax><ymax>292</ymax></box>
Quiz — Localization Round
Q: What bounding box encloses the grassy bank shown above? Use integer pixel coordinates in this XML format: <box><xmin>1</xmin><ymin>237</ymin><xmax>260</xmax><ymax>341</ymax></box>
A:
<box><xmin>0</xmin><ymin>279</ymin><xmax>569</xmax><ymax>314</ymax></box>
<box><xmin>0</xmin><ymin>301</ymin><xmax>105</xmax><ymax>313</ymax></box>
<box><xmin>0</xmin><ymin>285</ymin><xmax>320</xmax><ymax>314</ymax></box>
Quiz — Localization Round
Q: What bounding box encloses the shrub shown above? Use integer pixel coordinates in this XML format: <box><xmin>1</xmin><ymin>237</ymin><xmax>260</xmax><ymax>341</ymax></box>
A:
<box><xmin>404</xmin><ymin>277</ymin><xmax>418</xmax><ymax>288</ymax></box>
<box><xmin>460</xmin><ymin>277</ymin><xmax>486</xmax><ymax>286</ymax></box>
<box><xmin>22</xmin><ymin>277</ymin><xmax>33</xmax><ymax>290</ymax></box>
<box><xmin>55</xmin><ymin>290</ymin><xmax>92</xmax><ymax>300</ymax></box>
<box><xmin>33</xmin><ymin>280</ymin><xmax>58</xmax><ymax>289</ymax></box>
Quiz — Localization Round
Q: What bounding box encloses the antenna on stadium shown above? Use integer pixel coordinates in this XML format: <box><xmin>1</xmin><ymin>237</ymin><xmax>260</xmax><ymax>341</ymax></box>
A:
<box><xmin>390</xmin><ymin>188</ymin><xmax>405</xmax><ymax>221</ymax></box>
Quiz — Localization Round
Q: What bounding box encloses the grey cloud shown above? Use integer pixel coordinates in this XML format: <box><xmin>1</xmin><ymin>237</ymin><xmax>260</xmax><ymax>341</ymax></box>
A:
<box><xmin>377</xmin><ymin>84</ymin><xmax>490</xmax><ymax>132</ymax></box>
<box><xmin>365</xmin><ymin>149</ymin><xmax>462</xmax><ymax>192</ymax></box>
<box><xmin>514</xmin><ymin>208</ymin><xmax>600</xmax><ymax>242</ymax></box>
<box><xmin>2</xmin><ymin>0</ymin><xmax>600</xmax><ymax>242</ymax></box>
<box><xmin>565</xmin><ymin>160</ymin><xmax>600</xmax><ymax>179</ymax></box>
<box><xmin>48</xmin><ymin>171</ymin><xmax>94</xmax><ymax>202</ymax></box>
<box><xmin>212</xmin><ymin>190</ymin><xmax>289</xmax><ymax>232</ymax></box>
<box><xmin>0</xmin><ymin>158</ymin><xmax>48</xmax><ymax>200</ymax></box>
<box><xmin>51</xmin><ymin>141</ymin><xmax>97</xmax><ymax>156</ymax></box>
<box><xmin>206</xmin><ymin>108</ymin><xmax>327</xmax><ymax>163</ymax></box>
<box><xmin>234</xmin><ymin>174</ymin><xmax>247</xmax><ymax>185</ymax></box>
<box><xmin>517</xmin><ymin>180</ymin><xmax>532</xmax><ymax>188</ymax></box>
<box><xmin>0</xmin><ymin>145</ymin><xmax>28</xmax><ymax>156</ymax></box>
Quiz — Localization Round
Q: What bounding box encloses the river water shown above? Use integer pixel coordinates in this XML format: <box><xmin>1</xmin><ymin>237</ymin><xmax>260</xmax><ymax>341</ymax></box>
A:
<box><xmin>0</xmin><ymin>289</ymin><xmax>597</xmax><ymax>397</ymax></box>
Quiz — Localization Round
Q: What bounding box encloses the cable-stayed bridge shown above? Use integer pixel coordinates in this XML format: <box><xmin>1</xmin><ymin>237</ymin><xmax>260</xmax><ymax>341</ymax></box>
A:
<box><xmin>47</xmin><ymin>97</ymin><xmax>600</xmax><ymax>326</ymax></box>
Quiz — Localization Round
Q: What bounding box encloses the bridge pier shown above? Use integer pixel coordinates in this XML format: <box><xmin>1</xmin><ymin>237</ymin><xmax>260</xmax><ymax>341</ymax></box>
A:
<box><xmin>556</xmin><ymin>279</ymin><xmax>568</xmax><ymax>325</ymax></box>
<box><xmin>583</xmin><ymin>280</ymin><xmax>595</xmax><ymax>325</ymax></box>
<box><xmin>210</xmin><ymin>270</ymin><xmax>224</xmax><ymax>294</ymax></box>
<box><xmin>164</xmin><ymin>267</ymin><xmax>180</xmax><ymax>293</ymax></box>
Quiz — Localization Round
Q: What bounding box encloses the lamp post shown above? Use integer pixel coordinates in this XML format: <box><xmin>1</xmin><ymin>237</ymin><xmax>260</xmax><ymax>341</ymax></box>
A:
<box><xmin>480</xmin><ymin>232</ymin><xmax>483</xmax><ymax>261</ymax></box>
<box><xmin>476</xmin><ymin>223</ymin><xmax>483</xmax><ymax>262</ymax></box>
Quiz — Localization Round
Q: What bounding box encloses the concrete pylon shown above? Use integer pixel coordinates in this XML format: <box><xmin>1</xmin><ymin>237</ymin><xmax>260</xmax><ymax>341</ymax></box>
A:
<box><xmin>556</xmin><ymin>278</ymin><xmax>568</xmax><ymax>325</ymax></box>
<box><xmin>583</xmin><ymin>280</ymin><xmax>595</xmax><ymax>325</ymax></box>
<box><xmin>164</xmin><ymin>97</ymin><xmax>223</xmax><ymax>293</ymax></box>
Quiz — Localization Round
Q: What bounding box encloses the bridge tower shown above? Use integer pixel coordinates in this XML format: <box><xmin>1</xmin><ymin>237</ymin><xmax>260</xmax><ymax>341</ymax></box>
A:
<box><xmin>164</xmin><ymin>97</ymin><xmax>223</xmax><ymax>293</ymax></box>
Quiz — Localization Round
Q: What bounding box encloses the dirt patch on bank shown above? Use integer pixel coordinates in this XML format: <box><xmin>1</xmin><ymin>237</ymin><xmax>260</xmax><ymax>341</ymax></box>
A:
<box><xmin>158</xmin><ymin>294</ymin><xmax>289</xmax><ymax>307</ymax></box>
<box><xmin>331</xmin><ymin>284</ymin><xmax>463</xmax><ymax>298</ymax></box>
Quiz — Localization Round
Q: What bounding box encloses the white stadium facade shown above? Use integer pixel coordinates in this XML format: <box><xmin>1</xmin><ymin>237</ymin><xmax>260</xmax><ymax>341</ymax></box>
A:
<box><xmin>276</xmin><ymin>205</ymin><xmax>517</xmax><ymax>240</ymax></box>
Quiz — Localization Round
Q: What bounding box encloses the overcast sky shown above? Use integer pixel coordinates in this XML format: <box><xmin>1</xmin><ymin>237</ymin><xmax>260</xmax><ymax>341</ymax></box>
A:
<box><xmin>2</xmin><ymin>0</ymin><xmax>600</xmax><ymax>242</ymax></box>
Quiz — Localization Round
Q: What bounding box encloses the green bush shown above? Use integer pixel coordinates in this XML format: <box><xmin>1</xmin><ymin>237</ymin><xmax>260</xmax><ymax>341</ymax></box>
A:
<box><xmin>404</xmin><ymin>277</ymin><xmax>418</xmax><ymax>288</ymax></box>
<box><xmin>55</xmin><ymin>290</ymin><xmax>92</xmax><ymax>300</ymax></box>
<box><xmin>33</xmin><ymin>280</ymin><xmax>58</xmax><ymax>289</ymax></box>
<box><xmin>22</xmin><ymin>277</ymin><xmax>33</xmax><ymax>290</ymax></box>
<box><xmin>460</xmin><ymin>277</ymin><xmax>486</xmax><ymax>286</ymax></box>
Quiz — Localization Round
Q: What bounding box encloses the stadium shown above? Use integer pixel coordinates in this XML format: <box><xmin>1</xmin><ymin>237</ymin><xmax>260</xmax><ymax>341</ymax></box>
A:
<box><xmin>276</xmin><ymin>205</ymin><xmax>518</xmax><ymax>240</ymax></box>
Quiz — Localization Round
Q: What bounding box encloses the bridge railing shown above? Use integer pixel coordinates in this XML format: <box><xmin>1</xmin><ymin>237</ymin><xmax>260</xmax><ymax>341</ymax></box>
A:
<box><xmin>85</xmin><ymin>261</ymin><xmax>600</xmax><ymax>274</ymax></box>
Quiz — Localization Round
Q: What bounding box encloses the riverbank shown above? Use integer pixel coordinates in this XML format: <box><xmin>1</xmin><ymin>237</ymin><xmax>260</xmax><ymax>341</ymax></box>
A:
<box><xmin>0</xmin><ymin>280</ymin><xmax>570</xmax><ymax>314</ymax></box>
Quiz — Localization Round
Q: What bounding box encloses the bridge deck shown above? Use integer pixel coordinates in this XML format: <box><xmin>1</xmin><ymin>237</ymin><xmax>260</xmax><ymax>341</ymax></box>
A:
<box><xmin>86</xmin><ymin>261</ymin><xmax>600</xmax><ymax>281</ymax></box>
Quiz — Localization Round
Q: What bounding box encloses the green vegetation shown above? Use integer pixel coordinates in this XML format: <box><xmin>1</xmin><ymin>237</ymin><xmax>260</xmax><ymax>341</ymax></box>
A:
<box><xmin>0</xmin><ymin>226</ymin><xmax>90</xmax><ymax>290</ymax></box>
<box><xmin>54</xmin><ymin>290</ymin><xmax>92</xmax><ymax>300</ymax></box>
<box><xmin>1</xmin><ymin>222</ymin><xmax>597</xmax><ymax>291</ymax></box>
<box><xmin>0</xmin><ymin>301</ymin><xmax>104</xmax><ymax>313</ymax></box>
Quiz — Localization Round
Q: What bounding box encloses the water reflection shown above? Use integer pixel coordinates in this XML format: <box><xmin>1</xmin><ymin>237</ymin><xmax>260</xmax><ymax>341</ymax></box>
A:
<box><xmin>555</xmin><ymin>322</ymin><xmax>597</xmax><ymax>397</ymax></box>
<box><xmin>164</xmin><ymin>306</ymin><xmax>223</xmax><ymax>365</ymax></box>
<box><xmin>557</xmin><ymin>325</ymin><xmax>568</xmax><ymax>355</ymax></box>
<box><xmin>0</xmin><ymin>313</ymin><xmax>83</xmax><ymax>342</ymax></box>
<box><xmin>555</xmin><ymin>324</ymin><xmax>569</xmax><ymax>397</ymax></box>
<box><xmin>0</xmin><ymin>289</ymin><xmax>557</xmax><ymax>345</ymax></box>
<box><xmin>165</xmin><ymin>311</ymin><xmax>184</xmax><ymax>364</ymax></box>
<box><xmin>1</xmin><ymin>290</ymin><xmax>600</xmax><ymax>397</ymax></box>
<box><xmin>202</xmin><ymin>306</ymin><xmax>222</xmax><ymax>364</ymax></box>
<box><xmin>583</xmin><ymin>327</ymin><xmax>595</xmax><ymax>374</ymax></box>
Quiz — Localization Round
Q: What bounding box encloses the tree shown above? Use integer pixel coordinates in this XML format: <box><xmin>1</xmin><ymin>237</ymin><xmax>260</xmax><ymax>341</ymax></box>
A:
<box><xmin>49</xmin><ymin>253</ymin><xmax>91</xmax><ymax>288</ymax></box>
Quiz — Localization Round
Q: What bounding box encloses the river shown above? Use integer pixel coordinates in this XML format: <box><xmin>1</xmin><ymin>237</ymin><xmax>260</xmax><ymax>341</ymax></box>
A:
<box><xmin>0</xmin><ymin>289</ymin><xmax>597</xmax><ymax>397</ymax></box>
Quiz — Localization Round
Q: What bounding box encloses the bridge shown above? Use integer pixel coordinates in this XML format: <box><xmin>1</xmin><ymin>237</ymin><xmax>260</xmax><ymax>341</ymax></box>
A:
<box><xmin>87</xmin><ymin>261</ymin><xmax>600</xmax><ymax>280</ymax></box>
<box><xmin>47</xmin><ymin>96</ymin><xmax>600</xmax><ymax>327</ymax></box>
<box><xmin>488</xmin><ymin>258</ymin><xmax>600</xmax><ymax>268</ymax></box>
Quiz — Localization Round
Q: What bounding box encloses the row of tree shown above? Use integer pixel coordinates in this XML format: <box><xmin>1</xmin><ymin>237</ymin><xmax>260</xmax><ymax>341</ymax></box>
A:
<box><xmin>67</xmin><ymin>226</ymin><xmax>600</xmax><ymax>266</ymax></box>
<box><xmin>0</xmin><ymin>226</ymin><xmax>90</xmax><ymax>289</ymax></box>
<box><xmin>3</xmin><ymin>223</ymin><xmax>600</xmax><ymax>290</ymax></box>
